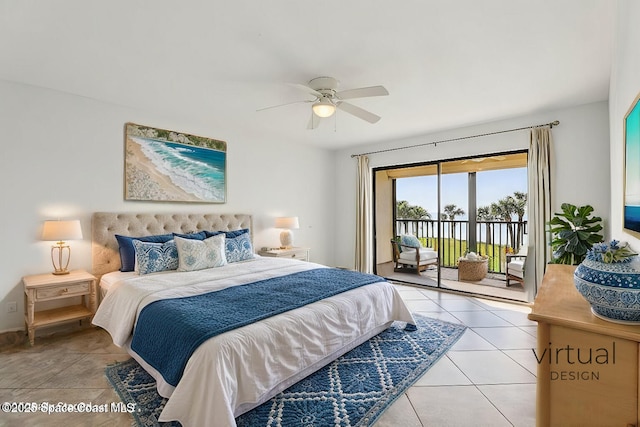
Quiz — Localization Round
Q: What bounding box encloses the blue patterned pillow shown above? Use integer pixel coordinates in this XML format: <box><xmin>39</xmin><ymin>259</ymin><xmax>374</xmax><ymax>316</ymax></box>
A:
<box><xmin>132</xmin><ymin>239</ymin><xmax>179</xmax><ymax>275</ymax></box>
<box><xmin>400</xmin><ymin>235</ymin><xmax>421</xmax><ymax>251</ymax></box>
<box><xmin>225</xmin><ymin>229</ymin><xmax>254</xmax><ymax>262</ymax></box>
<box><xmin>175</xmin><ymin>234</ymin><xmax>227</xmax><ymax>271</ymax></box>
<box><xmin>116</xmin><ymin>233</ymin><xmax>174</xmax><ymax>272</ymax></box>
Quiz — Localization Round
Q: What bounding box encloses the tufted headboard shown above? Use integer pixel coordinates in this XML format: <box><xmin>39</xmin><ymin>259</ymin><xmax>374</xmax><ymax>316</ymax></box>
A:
<box><xmin>91</xmin><ymin>212</ymin><xmax>253</xmax><ymax>278</ymax></box>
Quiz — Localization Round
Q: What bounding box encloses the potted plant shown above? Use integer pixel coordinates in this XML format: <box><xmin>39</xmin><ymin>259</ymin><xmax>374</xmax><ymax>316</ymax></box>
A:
<box><xmin>547</xmin><ymin>203</ymin><xmax>603</xmax><ymax>265</ymax></box>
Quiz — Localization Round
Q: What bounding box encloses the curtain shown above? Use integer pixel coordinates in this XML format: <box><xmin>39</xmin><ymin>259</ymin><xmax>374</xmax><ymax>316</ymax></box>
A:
<box><xmin>528</xmin><ymin>127</ymin><xmax>553</xmax><ymax>297</ymax></box>
<box><xmin>355</xmin><ymin>155</ymin><xmax>372</xmax><ymax>273</ymax></box>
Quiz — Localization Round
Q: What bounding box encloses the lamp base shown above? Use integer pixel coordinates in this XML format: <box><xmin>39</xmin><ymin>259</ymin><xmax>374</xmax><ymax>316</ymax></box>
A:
<box><xmin>51</xmin><ymin>244</ymin><xmax>71</xmax><ymax>276</ymax></box>
<box><xmin>280</xmin><ymin>230</ymin><xmax>294</xmax><ymax>249</ymax></box>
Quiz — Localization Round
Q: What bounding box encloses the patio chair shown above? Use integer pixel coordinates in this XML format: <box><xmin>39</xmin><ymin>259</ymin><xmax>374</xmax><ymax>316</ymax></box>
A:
<box><xmin>506</xmin><ymin>236</ymin><xmax>528</xmax><ymax>286</ymax></box>
<box><xmin>390</xmin><ymin>235</ymin><xmax>439</xmax><ymax>274</ymax></box>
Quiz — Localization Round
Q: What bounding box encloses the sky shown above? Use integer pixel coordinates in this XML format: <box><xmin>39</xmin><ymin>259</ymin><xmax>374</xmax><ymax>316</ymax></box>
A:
<box><xmin>396</xmin><ymin>167</ymin><xmax>527</xmax><ymax>220</ymax></box>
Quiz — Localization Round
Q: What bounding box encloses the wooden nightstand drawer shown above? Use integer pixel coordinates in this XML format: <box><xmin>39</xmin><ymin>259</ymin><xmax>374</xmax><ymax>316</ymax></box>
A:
<box><xmin>282</xmin><ymin>250</ymin><xmax>307</xmax><ymax>260</ymax></box>
<box><xmin>36</xmin><ymin>281</ymin><xmax>90</xmax><ymax>299</ymax></box>
<box><xmin>258</xmin><ymin>247</ymin><xmax>310</xmax><ymax>261</ymax></box>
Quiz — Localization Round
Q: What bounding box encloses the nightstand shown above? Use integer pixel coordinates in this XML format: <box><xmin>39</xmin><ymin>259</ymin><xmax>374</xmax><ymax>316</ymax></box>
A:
<box><xmin>258</xmin><ymin>247</ymin><xmax>310</xmax><ymax>261</ymax></box>
<box><xmin>23</xmin><ymin>269</ymin><xmax>97</xmax><ymax>345</ymax></box>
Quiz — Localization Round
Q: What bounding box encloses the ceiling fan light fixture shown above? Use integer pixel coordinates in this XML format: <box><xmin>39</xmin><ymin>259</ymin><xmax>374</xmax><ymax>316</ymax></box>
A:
<box><xmin>312</xmin><ymin>98</ymin><xmax>336</xmax><ymax>118</ymax></box>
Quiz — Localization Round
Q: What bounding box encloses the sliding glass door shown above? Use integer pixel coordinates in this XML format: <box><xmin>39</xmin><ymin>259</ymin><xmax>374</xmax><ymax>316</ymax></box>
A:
<box><xmin>373</xmin><ymin>151</ymin><xmax>529</xmax><ymax>302</ymax></box>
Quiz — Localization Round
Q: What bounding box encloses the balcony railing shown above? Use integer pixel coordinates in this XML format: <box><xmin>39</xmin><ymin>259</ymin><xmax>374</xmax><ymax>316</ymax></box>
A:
<box><xmin>395</xmin><ymin>218</ymin><xmax>528</xmax><ymax>274</ymax></box>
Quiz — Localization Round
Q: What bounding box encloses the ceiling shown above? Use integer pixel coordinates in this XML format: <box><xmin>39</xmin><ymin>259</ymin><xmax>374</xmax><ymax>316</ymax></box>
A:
<box><xmin>0</xmin><ymin>1</ymin><xmax>615</xmax><ymax>150</ymax></box>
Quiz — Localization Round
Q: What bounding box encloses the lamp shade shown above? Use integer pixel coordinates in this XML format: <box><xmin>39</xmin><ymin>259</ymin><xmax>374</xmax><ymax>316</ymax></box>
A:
<box><xmin>312</xmin><ymin>99</ymin><xmax>336</xmax><ymax>118</ymax></box>
<box><xmin>42</xmin><ymin>220</ymin><xmax>83</xmax><ymax>242</ymax></box>
<box><xmin>275</xmin><ymin>217</ymin><xmax>299</xmax><ymax>229</ymax></box>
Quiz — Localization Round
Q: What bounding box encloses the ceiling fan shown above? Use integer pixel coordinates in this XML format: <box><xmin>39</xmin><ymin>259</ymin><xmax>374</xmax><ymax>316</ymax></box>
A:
<box><xmin>258</xmin><ymin>77</ymin><xmax>389</xmax><ymax>129</ymax></box>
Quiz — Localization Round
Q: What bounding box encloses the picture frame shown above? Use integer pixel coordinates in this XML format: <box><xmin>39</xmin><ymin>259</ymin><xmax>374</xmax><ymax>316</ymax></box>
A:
<box><xmin>124</xmin><ymin>123</ymin><xmax>227</xmax><ymax>203</ymax></box>
<box><xmin>624</xmin><ymin>93</ymin><xmax>640</xmax><ymax>234</ymax></box>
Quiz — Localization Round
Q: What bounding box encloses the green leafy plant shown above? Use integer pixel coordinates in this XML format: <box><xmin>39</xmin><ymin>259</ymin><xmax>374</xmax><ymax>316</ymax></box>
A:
<box><xmin>548</xmin><ymin>203</ymin><xmax>604</xmax><ymax>265</ymax></box>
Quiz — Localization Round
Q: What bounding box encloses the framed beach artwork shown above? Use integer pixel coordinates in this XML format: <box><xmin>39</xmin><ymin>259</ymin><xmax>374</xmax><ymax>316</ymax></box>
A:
<box><xmin>124</xmin><ymin>123</ymin><xmax>227</xmax><ymax>203</ymax></box>
<box><xmin>624</xmin><ymin>93</ymin><xmax>640</xmax><ymax>234</ymax></box>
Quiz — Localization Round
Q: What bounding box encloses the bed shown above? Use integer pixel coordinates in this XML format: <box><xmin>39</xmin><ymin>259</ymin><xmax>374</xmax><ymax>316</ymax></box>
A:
<box><xmin>91</xmin><ymin>212</ymin><xmax>415</xmax><ymax>427</ymax></box>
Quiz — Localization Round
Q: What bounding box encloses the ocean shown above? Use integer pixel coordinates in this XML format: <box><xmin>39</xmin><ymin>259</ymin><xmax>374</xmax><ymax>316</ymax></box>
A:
<box><xmin>625</xmin><ymin>205</ymin><xmax>640</xmax><ymax>233</ymax></box>
<box><xmin>133</xmin><ymin>137</ymin><xmax>225</xmax><ymax>201</ymax></box>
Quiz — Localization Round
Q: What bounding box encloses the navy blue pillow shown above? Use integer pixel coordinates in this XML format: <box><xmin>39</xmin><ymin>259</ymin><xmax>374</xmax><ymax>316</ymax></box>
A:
<box><xmin>226</xmin><ymin>229</ymin><xmax>250</xmax><ymax>238</ymax></box>
<box><xmin>173</xmin><ymin>231</ymin><xmax>207</xmax><ymax>240</ymax></box>
<box><xmin>203</xmin><ymin>230</ymin><xmax>224</xmax><ymax>238</ymax></box>
<box><xmin>115</xmin><ymin>233</ymin><xmax>174</xmax><ymax>272</ymax></box>
<box><xmin>203</xmin><ymin>229</ymin><xmax>248</xmax><ymax>238</ymax></box>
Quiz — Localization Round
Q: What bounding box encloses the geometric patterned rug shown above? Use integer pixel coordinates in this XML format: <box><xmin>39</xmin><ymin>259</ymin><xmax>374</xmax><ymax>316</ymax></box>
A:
<box><xmin>105</xmin><ymin>314</ymin><xmax>466</xmax><ymax>427</ymax></box>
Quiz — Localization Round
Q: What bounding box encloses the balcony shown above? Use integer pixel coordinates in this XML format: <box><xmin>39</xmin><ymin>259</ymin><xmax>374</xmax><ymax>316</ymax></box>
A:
<box><xmin>394</xmin><ymin>218</ymin><xmax>528</xmax><ymax>274</ymax></box>
<box><xmin>376</xmin><ymin>218</ymin><xmax>528</xmax><ymax>301</ymax></box>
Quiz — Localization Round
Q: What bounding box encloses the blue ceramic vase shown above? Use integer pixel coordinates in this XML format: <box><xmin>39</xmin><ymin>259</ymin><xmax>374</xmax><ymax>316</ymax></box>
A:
<box><xmin>574</xmin><ymin>258</ymin><xmax>640</xmax><ymax>323</ymax></box>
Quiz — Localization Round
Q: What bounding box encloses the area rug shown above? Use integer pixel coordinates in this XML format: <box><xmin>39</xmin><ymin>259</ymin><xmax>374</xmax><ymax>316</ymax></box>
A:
<box><xmin>105</xmin><ymin>314</ymin><xmax>466</xmax><ymax>427</ymax></box>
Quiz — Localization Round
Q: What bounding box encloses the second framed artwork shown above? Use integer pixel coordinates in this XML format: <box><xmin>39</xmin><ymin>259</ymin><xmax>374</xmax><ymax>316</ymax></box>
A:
<box><xmin>124</xmin><ymin>123</ymin><xmax>227</xmax><ymax>203</ymax></box>
<box><xmin>625</xmin><ymin>94</ymin><xmax>640</xmax><ymax>234</ymax></box>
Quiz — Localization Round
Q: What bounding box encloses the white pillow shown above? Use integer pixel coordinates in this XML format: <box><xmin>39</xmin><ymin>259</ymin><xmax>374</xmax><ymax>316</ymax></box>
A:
<box><xmin>175</xmin><ymin>234</ymin><xmax>227</xmax><ymax>271</ymax></box>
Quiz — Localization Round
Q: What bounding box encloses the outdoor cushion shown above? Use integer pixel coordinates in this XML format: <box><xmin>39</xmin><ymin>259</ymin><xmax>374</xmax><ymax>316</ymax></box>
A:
<box><xmin>507</xmin><ymin>259</ymin><xmax>525</xmax><ymax>278</ymax></box>
<box><xmin>399</xmin><ymin>248</ymin><xmax>438</xmax><ymax>262</ymax></box>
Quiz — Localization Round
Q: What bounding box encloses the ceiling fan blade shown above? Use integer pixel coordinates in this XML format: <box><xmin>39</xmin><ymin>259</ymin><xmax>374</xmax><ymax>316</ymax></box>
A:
<box><xmin>336</xmin><ymin>101</ymin><xmax>381</xmax><ymax>124</ymax></box>
<box><xmin>289</xmin><ymin>83</ymin><xmax>323</xmax><ymax>98</ymax></box>
<box><xmin>336</xmin><ymin>85</ymin><xmax>389</xmax><ymax>100</ymax></box>
<box><xmin>256</xmin><ymin>99</ymin><xmax>312</xmax><ymax>112</ymax></box>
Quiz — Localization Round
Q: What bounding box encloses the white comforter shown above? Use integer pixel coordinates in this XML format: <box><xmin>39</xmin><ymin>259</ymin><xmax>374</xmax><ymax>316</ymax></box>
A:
<box><xmin>93</xmin><ymin>257</ymin><xmax>414</xmax><ymax>427</ymax></box>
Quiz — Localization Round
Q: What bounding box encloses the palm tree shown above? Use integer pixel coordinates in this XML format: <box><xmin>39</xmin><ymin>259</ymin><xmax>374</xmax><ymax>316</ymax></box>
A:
<box><xmin>443</xmin><ymin>204</ymin><xmax>465</xmax><ymax>239</ymax></box>
<box><xmin>512</xmin><ymin>191</ymin><xmax>527</xmax><ymax>247</ymax></box>
<box><xmin>491</xmin><ymin>196</ymin><xmax>519</xmax><ymax>248</ymax></box>
<box><xmin>396</xmin><ymin>200</ymin><xmax>431</xmax><ymax>219</ymax></box>
<box><xmin>396</xmin><ymin>200</ymin><xmax>431</xmax><ymax>238</ymax></box>
<box><xmin>477</xmin><ymin>206</ymin><xmax>495</xmax><ymax>245</ymax></box>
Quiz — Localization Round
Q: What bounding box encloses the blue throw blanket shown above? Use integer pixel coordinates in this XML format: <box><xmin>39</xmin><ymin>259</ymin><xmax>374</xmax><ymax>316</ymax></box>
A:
<box><xmin>130</xmin><ymin>268</ymin><xmax>384</xmax><ymax>386</ymax></box>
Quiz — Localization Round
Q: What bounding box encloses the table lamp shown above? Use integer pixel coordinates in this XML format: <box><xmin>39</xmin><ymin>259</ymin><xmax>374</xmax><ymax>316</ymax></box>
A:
<box><xmin>275</xmin><ymin>217</ymin><xmax>299</xmax><ymax>249</ymax></box>
<box><xmin>41</xmin><ymin>219</ymin><xmax>83</xmax><ymax>275</ymax></box>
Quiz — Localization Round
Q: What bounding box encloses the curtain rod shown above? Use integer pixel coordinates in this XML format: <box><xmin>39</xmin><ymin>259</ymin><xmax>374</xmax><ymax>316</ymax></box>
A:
<box><xmin>350</xmin><ymin>120</ymin><xmax>559</xmax><ymax>158</ymax></box>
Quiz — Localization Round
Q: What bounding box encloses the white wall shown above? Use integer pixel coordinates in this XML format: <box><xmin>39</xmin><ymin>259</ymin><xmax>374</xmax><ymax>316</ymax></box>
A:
<box><xmin>0</xmin><ymin>80</ymin><xmax>335</xmax><ymax>332</ymax></box>
<box><xmin>2</xmin><ymin>15</ymin><xmax>626</xmax><ymax>331</ymax></box>
<box><xmin>610</xmin><ymin>0</ymin><xmax>640</xmax><ymax>248</ymax></box>
<box><xmin>333</xmin><ymin>101</ymin><xmax>611</xmax><ymax>300</ymax></box>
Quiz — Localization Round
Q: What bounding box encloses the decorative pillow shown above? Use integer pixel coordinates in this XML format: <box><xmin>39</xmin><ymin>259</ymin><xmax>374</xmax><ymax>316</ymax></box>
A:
<box><xmin>132</xmin><ymin>239</ymin><xmax>179</xmax><ymax>275</ymax></box>
<box><xmin>225</xmin><ymin>229</ymin><xmax>249</xmax><ymax>239</ymax></box>
<box><xmin>202</xmin><ymin>229</ymin><xmax>254</xmax><ymax>262</ymax></box>
<box><xmin>173</xmin><ymin>231</ymin><xmax>207</xmax><ymax>240</ymax></box>
<box><xmin>175</xmin><ymin>234</ymin><xmax>227</xmax><ymax>271</ymax></box>
<box><xmin>202</xmin><ymin>230</ymin><xmax>227</xmax><ymax>238</ymax></box>
<box><xmin>116</xmin><ymin>233</ymin><xmax>174</xmax><ymax>272</ymax></box>
<box><xmin>400</xmin><ymin>235</ymin><xmax>422</xmax><ymax>252</ymax></box>
<box><xmin>224</xmin><ymin>229</ymin><xmax>254</xmax><ymax>262</ymax></box>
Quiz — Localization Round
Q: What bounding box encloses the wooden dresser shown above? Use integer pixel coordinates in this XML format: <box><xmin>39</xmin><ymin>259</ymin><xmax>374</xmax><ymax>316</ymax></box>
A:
<box><xmin>529</xmin><ymin>264</ymin><xmax>640</xmax><ymax>427</ymax></box>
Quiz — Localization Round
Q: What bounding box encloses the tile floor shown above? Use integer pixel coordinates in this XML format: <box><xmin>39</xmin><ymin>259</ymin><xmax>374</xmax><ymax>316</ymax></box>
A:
<box><xmin>0</xmin><ymin>284</ymin><xmax>537</xmax><ymax>426</ymax></box>
<box><xmin>376</xmin><ymin>283</ymin><xmax>537</xmax><ymax>427</ymax></box>
<box><xmin>377</xmin><ymin>262</ymin><xmax>529</xmax><ymax>302</ymax></box>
